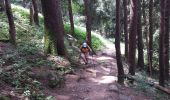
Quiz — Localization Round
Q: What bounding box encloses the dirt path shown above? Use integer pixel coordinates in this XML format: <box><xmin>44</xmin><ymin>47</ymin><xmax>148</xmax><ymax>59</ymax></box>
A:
<box><xmin>44</xmin><ymin>52</ymin><xmax>151</xmax><ymax>100</ymax></box>
<box><xmin>0</xmin><ymin>42</ymin><xmax>151</xmax><ymax>100</ymax></box>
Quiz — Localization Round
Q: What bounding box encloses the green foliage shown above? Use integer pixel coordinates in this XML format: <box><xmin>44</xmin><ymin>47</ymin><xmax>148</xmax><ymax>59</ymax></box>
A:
<box><xmin>30</xmin><ymin>91</ymin><xmax>46</xmax><ymax>100</ymax></box>
<box><xmin>72</xmin><ymin>1</ymin><xmax>84</xmax><ymax>14</ymax></box>
<box><xmin>0</xmin><ymin>95</ymin><xmax>10</xmax><ymax>100</ymax></box>
<box><xmin>64</xmin><ymin>24</ymin><xmax>103</xmax><ymax>50</ymax></box>
<box><xmin>91</xmin><ymin>35</ymin><xmax>103</xmax><ymax>50</ymax></box>
<box><xmin>17</xmin><ymin>43</ymin><xmax>39</xmax><ymax>55</ymax></box>
<box><xmin>0</xmin><ymin>13</ymin><xmax>9</xmax><ymax>40</ymax></box>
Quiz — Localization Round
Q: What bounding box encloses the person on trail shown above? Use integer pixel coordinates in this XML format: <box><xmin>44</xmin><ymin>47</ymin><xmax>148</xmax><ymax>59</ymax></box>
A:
<box><xmin>80</xmin><ymin>42</ymin><xmax>92</xmax><ymax>64</ymax></box>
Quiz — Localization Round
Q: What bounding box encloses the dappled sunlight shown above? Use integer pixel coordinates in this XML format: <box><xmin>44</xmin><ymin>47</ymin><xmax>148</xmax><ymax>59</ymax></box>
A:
<box><xmin>47</xmin><ymin>55</ymin><xmax>70</xmax><ymax>66</ymax></box>
<box><xmin>74</xmin><ymin>25</ymin><xmax>115</xmax><ymax>49</ymax></box>
<box><xmin>99</xmin><ymin>76</ymin><xmax>117</xmax><ymax>84</ymax></box>
<box><xmin>96</xmin><ymin>56</ymin><xmax>113</xmax><ymax>60</ymax></box>
<box><xmin>111</xmin><ymin>62</ymin><xmax>117</xmax><ymax>66</ymax></box>
<box><xmin>101</xmin><ymin>66</ymin><xmax>111</xmax><ymax>72</ymax></box>
<box><xmin>89</xmin><ymin>76</ymin><xmax>117</xmax><ymax>84</ymax></box>
<box><xmin>57</xmin><ymin>95</ymin><xmax>71</xmax><ymax>100</ymax></box>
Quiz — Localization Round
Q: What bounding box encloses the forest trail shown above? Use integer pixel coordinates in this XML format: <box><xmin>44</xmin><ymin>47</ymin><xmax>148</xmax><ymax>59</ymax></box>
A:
<box><xmin>44</xmin><ymin>46</ymin><xmax>151</xmax><ymax>100</ymax></box>
<box><xmin>0</xmin><ymin>40</ymin><xmax>152</xmax><ymax>100</ymax></box>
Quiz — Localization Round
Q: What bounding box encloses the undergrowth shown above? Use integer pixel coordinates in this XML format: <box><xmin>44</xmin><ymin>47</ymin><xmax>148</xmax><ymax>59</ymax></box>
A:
<box><xmin>125</xmin><ymin>71</ymin><xmax>170</xmax><ymax>100</ymax></box>
<box><xmin>0</xmin><ymin>3</ymin><xmax>103</xmax><ymax>99</ymax></box>
<box><xmin>64</xmin><ymin>24</ymin><xmax>103</xmax><ymax>50</ymax></box>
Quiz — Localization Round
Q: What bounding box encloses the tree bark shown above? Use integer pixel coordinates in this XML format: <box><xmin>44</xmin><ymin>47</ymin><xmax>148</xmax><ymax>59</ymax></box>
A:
<box><xmin>123</xmin><ymin>0</ymin><xmax>128</xmax><ymax>60</ymax></box>
<box><xmin>142</xmin><ymin>0</ymin><xmax>151</xmax><ymax>74</ymax></box>
<box><xmin>29</xmin><ymin>3</ymin><xmax>34</xmax><ymax>25</ymax></box>
<box><xmin>128</xmin><ymin>0</ymin><xmax>137</xmax><ymax>75</ymax></box>
<box><xmin>0</xmin><ymin>0</ymin><xmax>5</xmax><ymax>11</ymax></box>
<box><xmin>68</xmin><ymin>0</ymin><xmax>75</xmax><ymax>35</ymax></box>
<box><xmin>137</xmin><ymin>0</ymin><xmax>144</xmax><ymax>69</ymax></box>
<box><xmin>5</xmin><ymin>0</ymin><xmax>16</xmax><ymax>45</ymax></box>
<box><xmin>83</xmin><ymin>0</ymin><xmax>92</xmax><ymax>47</ymax></box>
<box><xmin>115</xmin><ymin>0</ymin><xmax>124</xmax><ymax>84</ymax></box>
<box><xmin>148</xmin><ymin>0</ymin><xmax>153</xmax><ymax>74</ymax></box>
<box><xmin>159</xmin><ymin>0</ymin><xmax>165</xmax><ymax>86</ymax></box>
<box><xmin>41</xmin><ymin>0</ymin><xmax>65</xmax><ymax>56</ymax></box>
<box><xmin>164</xmin><ymin>0</ymin><xmax>170</xmax><ymax>81</ymax></box>
<box><xmin>32</xmin><ymin>0</ymin><xmax>39</xmax><ymax>26</ymax></box>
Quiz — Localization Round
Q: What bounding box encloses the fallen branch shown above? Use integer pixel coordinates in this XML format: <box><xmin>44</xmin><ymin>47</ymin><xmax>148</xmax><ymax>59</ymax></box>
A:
<box><xmin>125</xmin><ymin>74</ymin><xmax>170</xmax><ymax>95</ymax></box>
<box><xmin>153</xmin><ymin>84</ymin><xmax>170</xmax><ymax>95</ymax></box>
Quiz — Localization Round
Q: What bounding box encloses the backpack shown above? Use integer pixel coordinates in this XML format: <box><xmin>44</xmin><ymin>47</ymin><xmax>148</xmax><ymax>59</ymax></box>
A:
<box><xmin>81</xmin><ymin>46</ymin><xmax>89</xmax><ymax>53</ymax></box>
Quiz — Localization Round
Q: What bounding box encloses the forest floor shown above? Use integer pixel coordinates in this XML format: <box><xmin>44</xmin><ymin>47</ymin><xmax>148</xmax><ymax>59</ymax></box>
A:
<box><xmin>0</xmin><ymin>41</ymin><xmax>169</xmax><ymax>100</ymax></box>
<box><xmin>45</xmin><ymin>54</ymin><xmax>151</xmax><ymax>100</ymax></box>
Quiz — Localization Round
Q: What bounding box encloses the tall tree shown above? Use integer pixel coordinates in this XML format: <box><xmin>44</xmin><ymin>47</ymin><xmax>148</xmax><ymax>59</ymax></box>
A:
<box><xmin>137</xmin><ymin>0</ymin><xmax>144</xmax><ymax>69</ymax></box>
<box><xmin>159</xmin><ymin>0</ymin><xmax>165</xmax><ymax>86</ymax></box>
<box><xmin>0</xmin><ymin>0</ymin><xmax>5</xmax><ymax>11</ymax></box>
<box><xmin>128</xmin><ymin>0</ymin><xmax>137</xmax><ymax>75</ymax></box>
<box><xmin>32</xmin><ymin>0</ymin><xmax>39</xmax><ymax>26</ymax></box>
<box><xmin>164</xmin><ymin>0</ymin><xmax>170</xmax><ymax>81</ymax></box>
<box><xmin>148</xmin><ymin>0</ymin><xmax>153</xmax><ymax>74</ymax></box>
<box><xmin>83</xmin><ymin>0</ymin><xmax>92</xmax><ymax>47</ymax></box>
<box><xmin>29</xmin><ymin>3</ymin><xmax>34</xmax><ymax>25</ymax></box>
<box><xmin>115</xmin><ymin>0</ymin><xmax>124</xmax><ymax>84</ymax></box>
<box><xmin>68</xmin><ymin>0</ymin><xmax>75</xmax><ymax>35</ymax></box>
<box><xmin>123</xmin><ymin>0</ymin><xmax>128</xmax><ymax>60</ymax></box>
<box><xmin>41</xmin><ymin>0</ymin><xmax>65</xmax><ymax>56</ymax></box>
<box><xmin>5</xmin><ymin>0</ymin><xmax>16</xmax><ymax>45</ymax></box>
<box><xmin>142</xmin><ymin>0</ymin><xmax>151</xmax><ymax>74</ymax></box>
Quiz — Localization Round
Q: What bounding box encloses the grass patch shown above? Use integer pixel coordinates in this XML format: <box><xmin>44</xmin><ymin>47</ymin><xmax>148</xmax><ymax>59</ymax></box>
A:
<box><xmin>64</xmin><ymin>23</ymin><xmax>103</xmax><ymax>50</ymax></box>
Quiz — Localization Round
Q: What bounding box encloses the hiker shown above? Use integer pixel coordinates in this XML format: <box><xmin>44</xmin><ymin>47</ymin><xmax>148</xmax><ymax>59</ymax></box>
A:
<box><xmin>80</xmin><ymin>42</ymin><xmax>92</xmax><ymax>64</ymax></box>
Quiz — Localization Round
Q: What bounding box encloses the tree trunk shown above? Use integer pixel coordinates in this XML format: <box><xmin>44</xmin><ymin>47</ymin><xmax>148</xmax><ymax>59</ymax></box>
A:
<box><xmin>137</xmin><ymin>0</ymin><xmax>144</xmax><ymax>69</ymax></box>
<box><xmin>159</xmin><ymin>0</ymin><xmax>165</xmax><ymax>86</ymax></box>
<box><xmin>83</xmin><ymin>0</ymin><xmax>92</xmax><ymax>47</ymax></box>
<box><xmin>0</xmin><ymin>0</ymin><xmax>5</xmax><ymax>11</ymax></box>
<box><xmin>148</xmin><ymin>0</ymin><xmax>153</xmax><ymax>74</ymax></box>
<box><xmin>123</xmin><ymin>0</ymin><xmax>128</xmax><ymax>60</ymax></box>
<box><xmin>5</xmin><ymin>0</ymin><xmax>16</xmax><ymax>45</ymax></box>
<box><xmin>128</xmin><ymin>0</ymin><xmax>137</xmax><ymax>75</ymax></box>
<box><xmin>115</xmin><ymin>0</ymin><xmax>124</xmax><ymax>84</ymax></box>
<box><xmin>29</xmin><ymin>3</ymin><xmax>34</xmax><ymax>25</ymax></box>
<box><xmin>41</xmin><ymin>0</ymin><xmax>65</xmax><ymax>56</ymax></box>
<box><xmin>142</xmin><ymin>0</ymin><xmax>151</xmax><ymax>74</ymax></box>
<box><xmin>68</xmin><ymin>0</ymin><xmax>75</xmax><ymax>35</ymax></box>
<box><xmin>164</xmin><ymin>0</ymin><xmax>170</xmax><ymax>81</ymax></box>
<box><xmin>32</xmin><ymin>0</ymin><xmax>39</xmax><ymax>26</ymax></box>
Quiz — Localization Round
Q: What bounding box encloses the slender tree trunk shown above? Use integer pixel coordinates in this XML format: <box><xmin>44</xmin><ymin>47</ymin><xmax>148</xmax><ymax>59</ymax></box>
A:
<box><xmin>115</xmin><ymin>0</ymin><xmax>124</xmax><ymax>84</ymax></box>
<box><xmin>137</xmin><ymin>0</ymin><xmax>144</xmax><ymax>69</ymax></box>
<box><xmin>5</xmin><ymin>0</ymin><xmax>16</xmax><ymax>45</ymax></box>
<box><xmin>0</xmin><ymin>0</ymin><xmax>5</xmax><ymax>11</ymax></box>
<box><xmin>123</xmin><ymin>0</ymin><xmax>128</xmax><ymax>60</ymax></box>
<box><xmin>83</xmin><ymin>0</ymin><xmax>92</xmax><ymax>47</ymax></box>
<box><xmin>142</xmin><ymin>0</ymin><xmax>151</xmax><ymax>74</ymax></box>
<box><xmin>159</xmin><ymin>0</ymin><xmax>165</xmax><ymax>86</ymax></box>
<box><xmin>148</xmin><ymin>0</ymin><xmax>153</xmax><ymax>74</ymax></box>
<box><xmin>164</xmin><ymin>0</ymin><xmax>170</xmax><ymax>81</ymax></box>
<box><xmin>128</xmin><ymin>0</ymin><xmax>137</xmax><ymax>75</ymax></box>
<box><xmin>41</xmin><ymin>0</ymin><xmax>65</xmax><ymax>56</ymax></box>
<box><xmin>32</xmin><ymin>0</ymin><xmax>39</xmax><ymax>26</ymax></box>
<box><xmin>29</xmin><ymin>3</ymin><xmax>34</xmax><ymax>25</ymax></box>
<box><xmin>68</xmin><ymin>0</ymin><xmax>75</xmax><ymax>35</ymax></box>
<box><xmin>55</xmin><ymin>0</ymin><xmax>66</xmax><ymax>56</ymax></box>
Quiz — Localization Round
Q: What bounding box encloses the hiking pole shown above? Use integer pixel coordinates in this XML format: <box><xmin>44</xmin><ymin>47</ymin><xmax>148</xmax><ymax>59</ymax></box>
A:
<box><xmin>91</xmin><ymin>51</ymin><xmax>95</xmax><ymax>68</ymax></box>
